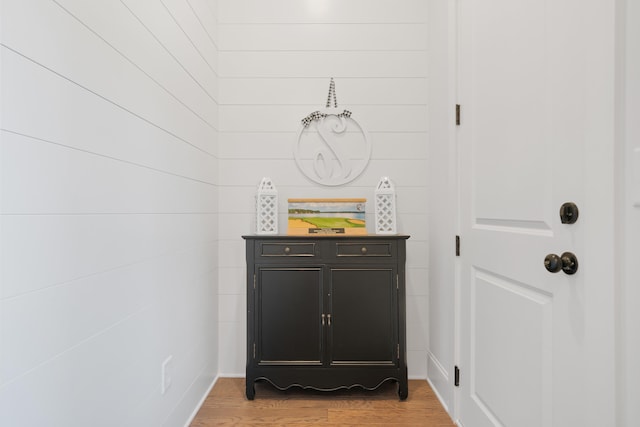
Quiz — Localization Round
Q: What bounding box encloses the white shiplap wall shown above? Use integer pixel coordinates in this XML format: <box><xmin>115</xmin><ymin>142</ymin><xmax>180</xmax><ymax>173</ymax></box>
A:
<box><xmin>0</xmin><ymin>1</ymin><xmax>219</xmax><ymax>426</ymax></box>
<box><xmin>426</xmin><ymin>0</ymin><xmax>456</xmax><ymax>413</ymax></box>
<box><xmin>217</xmin><ymin>0</ymin><xmax>430</xmax><ymax>378</ymax></box>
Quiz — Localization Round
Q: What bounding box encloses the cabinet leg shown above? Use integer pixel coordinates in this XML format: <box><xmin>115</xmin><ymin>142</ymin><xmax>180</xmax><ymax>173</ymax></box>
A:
<box><xmin>398</xmin><ymin>380</ymin><xmax>408</xmax><ymax>401</ymax></box>
<box><xmin>246</xmin><ymin>380</ymin><xmax>255</xmax><ymax>400</ymax></box>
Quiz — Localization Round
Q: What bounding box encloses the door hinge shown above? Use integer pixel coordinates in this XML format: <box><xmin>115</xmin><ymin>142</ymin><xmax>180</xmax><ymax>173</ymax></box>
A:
<box><xmin>253</xmin><ymin>274</ymin><xmax>256</xmax><ymax>289</ymax></box>
<box><xmin>396</xmin><ymin>274</ymin><xmax>399</xmax><ymax>290</ymax></box>
<box><xmin>456</xmin><ymin>235</ymin><xmax>460</xmax><ymax>256</ymax></box>
<box><xmin>456</xmin><ymin>104</ymin><xmax>461</xmax><ymax>125</ymax></box>
<box><xmin>454</xmin><ymin>365</ymin><xmax>460</xmax><ymax>387</ymax></box>
<box><xmin>397</xmin><ymin>344</ymin><xmax>400</xmax><ymax>360</ymax></box>
<box><xmin>253</xmin><ymin>343</ymin><xmax>256</xmax><ymax>359</ymax></box>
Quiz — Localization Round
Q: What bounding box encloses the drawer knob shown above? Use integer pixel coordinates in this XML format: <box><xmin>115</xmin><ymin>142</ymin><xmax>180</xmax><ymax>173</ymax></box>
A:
<box><xmin>284</xmin><ymin>247</ymin><xmax>291</xmax><ymax>254</ymax></box>
<box><xmin>361</xmin><ymin>247</ymin><xmax>368</xmax><ymax>254</ymax></box>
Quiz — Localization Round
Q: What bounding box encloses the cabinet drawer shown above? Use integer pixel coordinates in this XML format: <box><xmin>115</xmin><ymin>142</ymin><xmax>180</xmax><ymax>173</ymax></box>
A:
<box><xmin>334</xmin><ymin>242</ymin><xmax>394</xmax><ymax>257</ymax></box>
<box><xmin>258</xmin><ymin>242</ymin><xmax>317</xmax><ymax>257</ymax></box>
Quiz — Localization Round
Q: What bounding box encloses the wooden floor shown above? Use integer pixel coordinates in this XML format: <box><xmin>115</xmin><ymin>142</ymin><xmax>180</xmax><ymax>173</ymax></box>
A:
<box><xmin>190</xmin><ymin>378</ymin><xmax>455</xmax><ymax>426</ymax></box>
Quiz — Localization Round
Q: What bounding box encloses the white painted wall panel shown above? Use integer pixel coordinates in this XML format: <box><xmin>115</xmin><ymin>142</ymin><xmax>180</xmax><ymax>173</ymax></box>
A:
<box><xmin>189</xmin><ymin>0</ymin><xmax>219</xmax><ymax>46</ymax></box>
<box><xmin>56</xmin><ymin>0</ymin><xmax>218</xmax><ymax>128</ymax></box>
<box><xmin>218</xmin><ymin>266</ymin><xmax>245</xmax><ymax>295</ymax></box>
<box><xmin>398</xmin><ymin>213</ymin><xmax>430</xmax><ymax>241</ymax></box>
<box><xmin>218</xmin><ymin>213</ymin><xmax>254</xmax><ymax>239</ymax></box>
<box><xmin>0</xmin><ymin>1</ymin><xmax>219</xmax><ymax>426</ymax></box>
<box><xmin>217</xmin><ymin>0</ymin><xmax>429</xmax><ymax>378</ymax></box>
<box><xmin>161</xmin><ymin>0</ymin><xmax>219</xmax><ymax>71</ymax></box>
<box><xmin>219</xmin><ymin>78</ymin><xmax>428</xmax><ymax>105</ymax></box>
<box><xmin>1</xmin><ymin>213</ymin><xmax>217</xmax><ymax>298</ymax></box>
<box><xmin>218</xmin><ymin>132</ymin><xmax>297</xmax><ymax>159</ymax></box>
<box><xmin>408</xmin><ymin>350</ymin><xmax>428</xmax><ymax>378</ymax></box>
<box><xmin>218</xmin><ymin>131</ymin><xmax>427</xmax><ymax>160</ymax></box>
<box><xmin>1</xmin><ymin>242</ymin><xmax>216</xmax><ymax>383</ymax></box>
<box><xmin>219</xmin><ymin>0</ymin><xmax>428</xmax><ymax>24</ymax></box>
<box><xmin>406</xmin><ymin>268</ymin><xmax>429</xmax><ymax>296</ymax></box>
<box><xmin>426</xmin><ymin>0</ymin><xmax>456</xmax><ymax>414</ymax></box>
<box><xmin>219</xmin><ymin>158</ymin><xmax>427</xmax><ymax>187</ymax></box>
<box><xmin>2</xmin><ymin>132</ymin><xmax>217</xmax><ymax>214</ymax></box>
<box><xmin>1</xmin><ymin>282</ymin><xmax>216</xmax><ymax>427</ymax></box>
<box><xmin>3</xmin><ymin>0</ymin><xmax>216</xmax><ymax>152</ymax></box>
<box><xmin>220</xmin><ymin>105</ymin><xmax>428</xmax><ymax>132</ymax></box>
<box><xmin>219</xmin><ymin>23</ymin><xmax>428</xmax><ymax>51</ymax></box>
<box><xmin>220</xmin><ymin>51</ymin><xmax>428</xmax><ymax>78</ymax></box>
<box><xmin>121</xmin><ymin>0</ymin><xmax>218</xmax><ymax>100</ymax></box>
<box><xmin>217</xmin><ymin>322</ymin><xmax>246</xmax><ymax>376</ymax></box>
<box><xmin>2</xmin><ymin>52</ymin><xmax>217</xmax><ymax>183</ymax></box>
<box><xmin>217</xmin><ymin>239</ymin><xmax>245</xmax><ymax>269</ymax></box>
<box><xmin>0</xmin><ymin>309</ymin><xmax>161</xmax><ymax>427</ymax></box>
<box><xmin>218</xmin><ymin>294</ymin><xmax>245</xmax><ymax>323</ymax></box>
<box><xmin>406</xmin><ymin>240</ymin><xmax>429</xmax><ymax>269</ymax></box>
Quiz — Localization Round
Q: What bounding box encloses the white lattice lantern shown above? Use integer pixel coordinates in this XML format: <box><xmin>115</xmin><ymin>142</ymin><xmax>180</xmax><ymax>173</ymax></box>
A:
<box><xmin>375</xmin><ymin>177</ymin><xmax>397</xmax><ymax>234</ymax></box>
<box><xmin>256</xmin><ymin>177</ymin><xmax>278</xmax><ymax>235</ymax></box>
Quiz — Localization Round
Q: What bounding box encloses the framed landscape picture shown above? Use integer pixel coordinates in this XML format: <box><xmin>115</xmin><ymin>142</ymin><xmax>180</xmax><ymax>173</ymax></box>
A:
<box><xmin>287</xmin><ymin>198</ymin><xmax>367</xmax><ymax>235</ymax></box>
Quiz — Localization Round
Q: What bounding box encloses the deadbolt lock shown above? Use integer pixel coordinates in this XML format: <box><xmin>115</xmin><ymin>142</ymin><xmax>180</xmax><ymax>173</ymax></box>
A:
<box><xmin>559</xmin><ymin>202</ymin><xmax>579</xmax><ymax>224</ymax></box>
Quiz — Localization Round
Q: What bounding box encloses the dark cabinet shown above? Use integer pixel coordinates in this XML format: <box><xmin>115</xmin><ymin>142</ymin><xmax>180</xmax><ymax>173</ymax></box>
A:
<box><xmin>243</xmin><ymin>235</ymin><xmax>409</xmax><ymax>400</ymax></box>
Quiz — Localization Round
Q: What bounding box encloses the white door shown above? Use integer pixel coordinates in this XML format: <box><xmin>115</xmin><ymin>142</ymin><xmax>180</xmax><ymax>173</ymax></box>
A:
<box><xmin>457</xmin><ymin>0</ymin><xmax>616</xmax><ymax>426</ymax></box>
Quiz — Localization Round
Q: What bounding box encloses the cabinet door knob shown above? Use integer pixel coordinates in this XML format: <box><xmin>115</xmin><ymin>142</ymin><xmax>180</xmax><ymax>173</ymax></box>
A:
<box><xmin>361</xmin><ymin>246</ymin><xmax>368</xmax><ymax>254</ymax></box>
<box><xmin>284</xmin><ymin>247</ymin><xmax>291</xmax><ymax>254</ymax></box>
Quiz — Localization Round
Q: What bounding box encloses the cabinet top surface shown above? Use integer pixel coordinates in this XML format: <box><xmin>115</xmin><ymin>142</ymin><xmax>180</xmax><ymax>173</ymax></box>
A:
<box><xmin>242</xmin><ymin>234</ymin><xmax>410</xmax><ymax>241</ymax></box>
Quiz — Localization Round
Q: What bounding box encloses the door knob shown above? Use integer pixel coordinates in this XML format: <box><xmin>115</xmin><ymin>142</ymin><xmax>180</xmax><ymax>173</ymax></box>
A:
<box><xmin>560</xmin><ymin>252</ymin><xmax>578</xmax><ymax>275</ymax></box>
<box><xmin>544</xmin><ymin>253</ymin><xmax>562</xmax><ymax>273</ymax></box>
<box><xmin>544</xmin><ymin>252</ymin><xmax>579</xmax><ymax>275</ymax></box>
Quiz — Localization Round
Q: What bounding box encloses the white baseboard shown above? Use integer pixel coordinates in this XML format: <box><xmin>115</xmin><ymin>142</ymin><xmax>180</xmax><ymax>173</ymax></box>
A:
<box><xmin>427</xmin><ymin>352</ymin><xmax>451</xmax><ymax>414</ymax></box>
<box><xmin>408</xmin><ymin>375</ymin><xmax>428</xmax><ymax>380</ymax></box>
<box><xmin>182</xmin><ymin>375</ymin><xmax>219</xmax><ymax>427</ymax></box>
<box><xmin>216</xmin><ymin>372</ymin><xmax>245</xmax><ymax>378</ymax></box>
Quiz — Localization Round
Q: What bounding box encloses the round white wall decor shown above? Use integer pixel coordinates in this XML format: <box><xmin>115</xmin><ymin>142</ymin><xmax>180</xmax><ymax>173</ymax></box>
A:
<box><xmin>294</xmin><ymin>79</ymin><xmax>371</xmax><ymax>186</ymax></box>
<box><xmin>294</xmin><ymin>109</ymin><xmax>371</xmax><ymax>186</ymax></box>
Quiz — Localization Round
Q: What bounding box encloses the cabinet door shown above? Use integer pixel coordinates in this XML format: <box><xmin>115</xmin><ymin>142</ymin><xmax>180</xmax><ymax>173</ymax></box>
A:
<box><xmin>329</xmin><ymin>267</ymin><xmax>397</xmax><ymax>365</ymax></box>
<box><xmin>256</xmin><ymin>267</ymin><xmax>323</xmax><ymax>365</ymax></box>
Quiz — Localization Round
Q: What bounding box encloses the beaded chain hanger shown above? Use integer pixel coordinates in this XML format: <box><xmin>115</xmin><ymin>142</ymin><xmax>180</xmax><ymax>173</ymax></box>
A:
<box><xmin>326</xmin><ymin>77</ymin><xmax>338</xmax><ymax>108</ymax></box>
<box><xmin>301</xmin><ymin>78</ymin><xmax>353</xmax><ymax>127</ymax></box>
